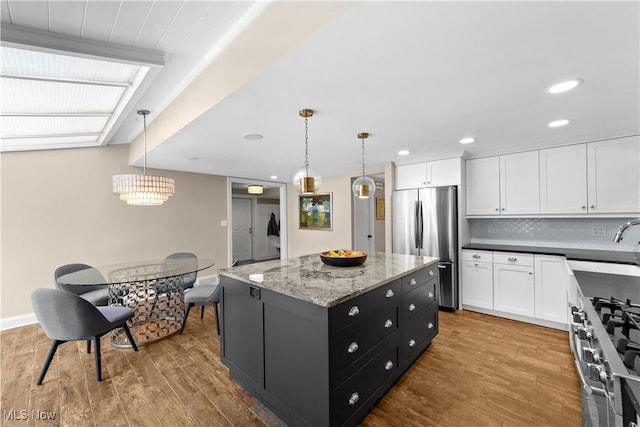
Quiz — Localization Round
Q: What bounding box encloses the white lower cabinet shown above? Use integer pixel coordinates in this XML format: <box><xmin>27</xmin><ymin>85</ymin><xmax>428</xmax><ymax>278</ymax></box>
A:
<box><xmin>461</xmin><ymin>260</ymin><xmax>494</xmax><ymax>309</ymax></box>
<box><xmin>534</xmin><ymin>255</ymin><xmax>569</xmax><ymax>324</ymax></box>
<box><xmin>492</xmin><ymin>253</ymin><xmax>535</xmax><ymax>317</ymax></box>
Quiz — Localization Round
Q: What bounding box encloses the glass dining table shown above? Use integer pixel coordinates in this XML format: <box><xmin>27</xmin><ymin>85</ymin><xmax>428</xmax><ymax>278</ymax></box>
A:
<box><xmin>57</xmin><ymin>258</ymin><xmax>214</xmax><ymax>347</ymax></box>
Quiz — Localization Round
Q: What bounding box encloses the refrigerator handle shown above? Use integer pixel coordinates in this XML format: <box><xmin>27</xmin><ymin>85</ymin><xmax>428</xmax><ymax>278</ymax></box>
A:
<box><xmin>418</xmin><ymin>202</ymin><xmax>424</xmax><ymax>249</ymax></box>
<box><xmin>414</xmin><ymin>201</ymin><xmax>420</xmax><ymax>249</ymax></box>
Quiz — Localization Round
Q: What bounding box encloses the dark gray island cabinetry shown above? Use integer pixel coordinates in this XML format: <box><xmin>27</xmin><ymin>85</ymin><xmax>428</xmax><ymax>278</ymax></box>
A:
<box><xmin>218</xmin><ymin>252</ymin><xmax>439</xmax><ymax>427</ymax></box>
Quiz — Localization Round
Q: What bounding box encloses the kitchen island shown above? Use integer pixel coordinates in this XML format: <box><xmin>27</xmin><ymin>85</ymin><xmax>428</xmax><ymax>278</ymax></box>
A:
<box><xmin>218</xmin><ymin>252</ymin><xmax>439</xmax><ymax>427</ymax></box>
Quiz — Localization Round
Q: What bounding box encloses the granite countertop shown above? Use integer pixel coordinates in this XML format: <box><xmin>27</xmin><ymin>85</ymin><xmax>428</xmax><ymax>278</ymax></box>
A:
<box><xmin>218</xmin><ymin>252</ymin><xmax>439</xmax><ymax>308</ymax></box>
<box><xmin>462</xmin><ymin>243</ymin><xmax>640</xmax><ymax>266</ymax></box>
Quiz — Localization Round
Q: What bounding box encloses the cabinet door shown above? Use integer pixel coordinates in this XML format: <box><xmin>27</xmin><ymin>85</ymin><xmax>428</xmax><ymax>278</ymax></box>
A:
<box><xmin>395</xmin><ymin>163</ymin><xmax>427</xmax><ymax>190</ymax></box>
<box><xmin>539</xmin><ymin>144</ymin><xmax>588</xmax><ymax>214</ymax></box>
<box><xmin>500</xmin><ymin>151</ymin><xmax>540</xmax><ymax>215</ymax></box>
<box><xmin>587</xmin><ymin>137</ymin><xmax>640</xmax><ymax>213</ymax></box>
<box><xmin>493</xmin><ymin>263</ymin><xmax>535</xmax><ymax>316</ymax></box>
<box><xmin>426</xmin><ymin>158</ymin><xmax>461</xmax><ymax>187</ymax></box>
<box><xmin>461</xmin><ymin>260</ymin><xmax>493</xmax><ymax>309</ymax></box>
<box><xmin>466</xmin><ymin>157</ymin><xmax>500</xmax><ymax>215</ymax></box>
<box><xmin>534</xmin><ymin>255</ymin><xmax>568</xmax><ymax>324</ymax></box>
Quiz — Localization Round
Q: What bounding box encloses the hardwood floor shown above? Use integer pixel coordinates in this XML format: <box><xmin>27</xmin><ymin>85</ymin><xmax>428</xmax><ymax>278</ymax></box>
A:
<box><xmin>0</xmin><ymin>309</ymin><xmax>580</xmax><ymax>426</ymax></box>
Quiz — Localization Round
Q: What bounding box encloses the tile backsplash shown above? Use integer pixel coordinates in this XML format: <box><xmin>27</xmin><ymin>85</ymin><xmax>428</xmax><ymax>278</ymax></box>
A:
<box><xmin>469</xmin><ymin>217</ymin><xmax>640</xmax><ymax>251</ymax></box>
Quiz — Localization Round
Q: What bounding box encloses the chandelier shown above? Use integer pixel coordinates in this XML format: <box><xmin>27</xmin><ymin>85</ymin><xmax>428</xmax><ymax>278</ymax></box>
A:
<box><xmin>352</xmin><ymin>132</ymin><xmax>376</xmax><ymax>199</ymax></box>
<box><xmin>292</xmin><ymin>108</ymin><xmax>321</xmax><ymax>194</ymax></box>
<box><xmin>112</xmin><ymin>110</ymin><xmax>175</xmax><ymax>205</ymax></box>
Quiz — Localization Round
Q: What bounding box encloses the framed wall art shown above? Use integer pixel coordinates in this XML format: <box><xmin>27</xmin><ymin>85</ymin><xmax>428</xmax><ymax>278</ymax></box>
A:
<box><xmin>299</xmin><ymin>192</ymin><xmax>332</xmax><ymax>230</ymax></box>
<box><xmin>376</xmin><ymin>197</ymin><xmax>385</xmax><ymax>220</ymax></box>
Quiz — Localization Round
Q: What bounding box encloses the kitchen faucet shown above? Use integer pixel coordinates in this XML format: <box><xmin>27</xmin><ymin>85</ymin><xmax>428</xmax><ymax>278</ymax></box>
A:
<box><xmin>613</xmin><ymin>219</ymin><xmax>640</xmax><ymax>243</ymax></box>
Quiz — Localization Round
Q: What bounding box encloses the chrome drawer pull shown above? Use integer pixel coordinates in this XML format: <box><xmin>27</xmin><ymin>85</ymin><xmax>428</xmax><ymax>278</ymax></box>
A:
<box><xmin>409</xmin><ymin>339</ymin><xmax>416</xmax><ymax>347</ymax></box>
<box><xmin>385</xmin><ymin>289</ymin><xmax>394</xmax><ymax>298</ymax></box>
<box><xmin>428</xmin><ymin>322</ymin><xmax>434</xmax><ymax>329</ymax></box>
<box><xmin>409</xmin><ymin>278</ymin><xmax>417</xmax><ymax>286</ymax></box>
<box><xmin>385</xmin><ymin>361</ymin><xmax>394</xmax><ymax>371</ymax></box>
<box><xmin>348</xmin><ymin>306</ymin><xmax>360</xmax><ymax>317</ymax></box>
<box><xmin>348</xmin><ymin>342</ymin><xmax>359</xmax><ymax>354</ymax></box>
<box><xmin>408</xmin><ymin>303</ymin><xmax>416</xmax><ymax>312</ymax></box>
<box><xmin>428</xmin><ymin>270</ymin><xmax>434</xmax><ymax>276</ymax></box>
<box><xmin>507</xmin><ymin>257</ymin><xmax>518</xmax><ymax>262</ymax></box>
<box><xmin>472</xmin><ymin>254</ymin><xmax>481</xmax><ymax>259</ymax></box>
<box><xmin>427</xmin><ymin>291</ymin><xmax>434</xmax><ymax>298</ymax></box>
<box><xmin>348</xmin><ymin>392</ymin><xmax>359</xmax><ymax>406</ymax></box>
<box><xmin>384</xmin><ymin>319</ymin><xmax>393</xmax><ymax>328</ymax></box>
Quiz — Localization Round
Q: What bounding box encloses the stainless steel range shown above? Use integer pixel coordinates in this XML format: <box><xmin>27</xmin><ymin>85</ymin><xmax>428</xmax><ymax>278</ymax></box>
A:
<box><xmin>570</xmin><ymin>282</ymin><xmax>640</xmax><ymax>426</ymax></box>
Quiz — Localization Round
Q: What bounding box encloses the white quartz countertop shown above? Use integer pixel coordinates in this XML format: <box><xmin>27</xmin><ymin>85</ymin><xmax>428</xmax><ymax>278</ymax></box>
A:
<box><xmin>218</xmin><ymin>252</ymin><xmax>439</xmax><ymax>307</ymax></box>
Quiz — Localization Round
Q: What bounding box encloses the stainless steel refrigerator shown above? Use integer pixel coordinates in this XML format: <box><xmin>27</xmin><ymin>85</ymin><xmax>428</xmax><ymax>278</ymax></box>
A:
<box><xmin>392</xmin><ymin>186</ymin><xmax>458</xmax><ymax>311</ymax></box>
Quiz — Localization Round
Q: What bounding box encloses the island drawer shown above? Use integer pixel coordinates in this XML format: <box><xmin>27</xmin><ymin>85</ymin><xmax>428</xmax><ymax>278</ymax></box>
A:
<box><xmin>401</xmin><ymin>280</ymin><xmax>437</xmax><ymax>322</ymax></box>
<box><xmin>331</xmin><ymin>307</ymin><xmax>398</xmax><ymax>378</ymax></box>
<box><xmin>401</xmin><ymin>266</ymin><xmax>437</xmax><ymax>294</ymax></box>
<box><xmin>402</xmin><ymin>306</ymin><xmax>438</xmax><ymax>362</ymax></box>
<box><xmin>330</xmin><ymin>279</ymin><xmax>400</xmax><ymax>335</ymax></box>
<box><xmin>331</xmin><ymin>338</ymin><xmax>399</xmax><ymax>427</ymax></box>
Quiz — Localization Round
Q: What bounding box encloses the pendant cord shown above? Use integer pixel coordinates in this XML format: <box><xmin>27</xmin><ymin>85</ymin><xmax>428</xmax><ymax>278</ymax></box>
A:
<box><xmin>361</xmin><ymin>136</ymin><xmax>366</xmax><ymax>178</ymax></box>
<box><xmin>142</xmin><ymin>112</ymin><xmax>147</xmax><ymax>175</ymax></box>
<box><xmin>304</xmin><ymin>117</ymin><xmax>309</xmax><ymax>177</ymax></box>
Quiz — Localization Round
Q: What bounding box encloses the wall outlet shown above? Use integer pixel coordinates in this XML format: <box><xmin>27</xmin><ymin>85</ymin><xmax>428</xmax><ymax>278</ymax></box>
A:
<box><xmin>488</xmin><ymin>223</ymin><xmax>498</xmax><ymax>234</ymax></box>
<box><xmin>591</xmin><ymin>226</ymin><xmax>606</xmax><ymax>237</ymax></box>
<box><xmin>221</xmin><ymin>219</ymin><xmax>228</xmax><ymax>227</ymax></box>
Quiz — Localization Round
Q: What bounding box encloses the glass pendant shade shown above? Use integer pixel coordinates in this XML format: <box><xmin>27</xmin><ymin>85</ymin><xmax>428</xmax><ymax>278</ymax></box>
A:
<box><xmin>292</xmin><ymin>165</ymin><xmax>322</xmax><ymax>194</ymax></box>
<box><xmin>352</xmin><ymin>175</ymin><xmax>376</xmax><ymax>199</ymax></box>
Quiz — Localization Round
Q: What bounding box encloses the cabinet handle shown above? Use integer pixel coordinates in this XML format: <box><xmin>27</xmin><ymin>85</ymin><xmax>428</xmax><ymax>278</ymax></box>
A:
<box><xmin>591</xmin><ymin>205</ymin><xmax>595</xmax><ymax>209</ymax></box>
<box><xmin>409</xmin><ymin>278</ymin><xmax>417</xmax><ymax>286</ymax></box>
<box><xmin>384</xmin><ymin>319</ymin><xmax>393</xmax><ymax>328</ymax></box>
<box><xmin>427</xmin><ymin>291</ymin><xmax>434</xmax><ymax>298</ymax></box>
<box><xmin>474</xmin><ymin>263</ymin><xmax>479</xmax><ymax>267</ymax></box>
<box><xmin>495</xmin><ymin>208</ymin><xmax>499</xmax><ymax>211</ymax></box>
<box><xmin>385</xmin><ymin>289</ymin><xmax>394</xmax><ymax>298</ymax></box>
<box><xmin>409</xmin><ymin>303</ymin><xmax>416</xmax><ymax>312</ymax></box>
<box><xmin>348</xmin><ymin>306</ymin><xmax>360</xmax><ymax>317</ymax></box>
<box><xmin>428</xmin><ymin>270</ymin><xmax>435</xmax><ymax>276</ymax></box>
<box><xmin>507</xmin><ymin>257</ymin><xmax>518</xmax><ymax>262</ymax></box>
<box><xmin>348</xmin><ymin>392</ymin><xmax>359</xmax><ymax>406</ymax></box>
<box><xmin>472</xmin><ymin>254</ymin><xmax>481</xmax><ymax>259</ymax></box>
<box><xmin>385</xmin><ymin>360</ymin><xmax>394</xmax><ymax>371</ymax></box>
<box><xmin>582</xmin><ymin>206</ymin><xmax>586</xmax><ymax>209</ymax></box>
<box><xmin>409</xmin><ymin>339</ymin><xmax>416</xmax><ymax>347</ymax></box>
<box><xmin>501</xmin><ymin>208</ymin><xmax>505</xmax><ymax>211</ymax></box>
<box><xmin>528</xmin><ymin>272</ymin><xmax>533</xmax><ymax>275</ymax></box>
<box><xmin>348</xmin><ymin>342</ymin><xmax>359</xmax><ymax>354</ymax></box>
<box><xmin>428</xmin><ymin>322</ymin><xmax>434</xmax><ymax>329</ymax></box>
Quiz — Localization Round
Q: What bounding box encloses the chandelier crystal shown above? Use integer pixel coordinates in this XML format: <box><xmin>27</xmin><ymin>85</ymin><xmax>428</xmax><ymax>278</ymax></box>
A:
<box><xmin>112</xmin><ymin>110</ymin><xmax>175</xmax><ymax>205</ymax></box>
<box><xmin>292</xmin><ymin>109</ymin><xmax>321</xmax><ymax>194</ymax></box>
<box><xmin>352</xmin><ymin>132</ymin><xmax>376</xmax><ymax>199</ymax></box>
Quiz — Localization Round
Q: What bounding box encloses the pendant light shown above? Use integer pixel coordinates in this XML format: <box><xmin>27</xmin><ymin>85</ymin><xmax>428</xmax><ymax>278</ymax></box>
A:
<box><xmin>352</xmin><ymin>132</ymin><xmax>376</xmax><ymax>199</ymax></box>
<box><xmin>247</xmin><ymin>185</ymin><xmax>263</xmax><ymax>194</ymax></box>
<box><xmin>112</xmin><ymin>110</ymin><xmax>175</xmax><ymax>205</ymax></box>
<box><xmin>292</xmin><ymin>108</ymin><xmax>321</xmax><ymax>194</ymax></box>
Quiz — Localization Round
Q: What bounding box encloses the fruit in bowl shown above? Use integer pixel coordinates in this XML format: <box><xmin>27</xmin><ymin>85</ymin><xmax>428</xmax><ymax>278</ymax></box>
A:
<box><xmin>320</xmin><ymin>250</ymin><xmax>367</xmax><ymax>267</ymax></box>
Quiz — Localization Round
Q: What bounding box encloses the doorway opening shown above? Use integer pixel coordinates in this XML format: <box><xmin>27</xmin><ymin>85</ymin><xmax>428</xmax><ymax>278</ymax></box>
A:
<box><xmin>352</xmin><ymin>173</ymin><xmax>385</xmax><ymax>252</ymax></box>
<box><xmin>227</xmin><ymin>178</ymin><xmax>287</xmax><ymax>267</ymax></box>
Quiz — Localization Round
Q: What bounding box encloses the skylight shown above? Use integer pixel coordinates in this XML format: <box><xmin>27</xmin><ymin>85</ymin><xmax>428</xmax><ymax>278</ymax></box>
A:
<box><xmin>0</xmin><ymin>45</ymin><xmax>150</xmax><ymax>152</ymax></box>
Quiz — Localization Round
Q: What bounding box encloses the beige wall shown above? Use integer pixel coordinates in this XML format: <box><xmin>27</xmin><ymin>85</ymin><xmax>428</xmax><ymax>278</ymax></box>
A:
<box><xmin>1</xmin><ymin>144</ymin><xmax>228</xmax><ymax>319</ymax></box>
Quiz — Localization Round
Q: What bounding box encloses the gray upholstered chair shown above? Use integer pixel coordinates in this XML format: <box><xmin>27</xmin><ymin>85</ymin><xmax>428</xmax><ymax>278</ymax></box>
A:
<box><xmin>166</xmin><ymin>252</ymin><xmax>198</xmax><ymax>289</ymax></box>
<box><xmin>54</xmin><ymin>263</ymin><xmax>110</xmax><ymax>306</ymax></box>
<box><xmin>181</xmin><ymin>282</ymin><xmax>220</xmax><ymax>335</ymax></box>
<box><xmin>31</xmin><ymin>288</ymin><xmax>138</xmax><ymax>384</ymax></box>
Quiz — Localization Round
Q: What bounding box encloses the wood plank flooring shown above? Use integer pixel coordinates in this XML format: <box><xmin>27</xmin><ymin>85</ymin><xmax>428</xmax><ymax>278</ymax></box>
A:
<box><xmin>0</xmin><ymin>309</ymin><xmax>580</xmax><ymax>426</ymax></box>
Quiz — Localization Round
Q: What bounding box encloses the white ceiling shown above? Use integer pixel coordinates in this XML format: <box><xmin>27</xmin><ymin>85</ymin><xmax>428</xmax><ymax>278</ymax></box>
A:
<box><xmin>2</xmin><ymin>1</ymin><xmax>639</xmax><ymax>185</ymax></box>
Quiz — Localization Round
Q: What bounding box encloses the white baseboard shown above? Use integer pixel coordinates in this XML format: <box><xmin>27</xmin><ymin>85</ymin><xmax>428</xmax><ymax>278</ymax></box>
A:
<box><xmin>1</xmin><ymin>313</ymin><xmax>38</xmax><ymax>331</ymax></box>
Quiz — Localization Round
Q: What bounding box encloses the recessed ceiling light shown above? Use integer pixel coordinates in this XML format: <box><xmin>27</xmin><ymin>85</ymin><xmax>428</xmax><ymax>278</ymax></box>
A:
<box><xmin>398</xmin><ymin>150</ymin><xmax>410</xmax><ymax>156</ymax></box>
<box><xmin>459</xmin><ymin>137</ymin><xmax>475</xmax><ymax>144</ymax></box>
<box><xmin>243</xmin><ymin>133</ymin><xmax>263</xmax><ymax>140</ymax></box>
<box><xmin>270</xmin><ymin>175</ymin><xmax>278</xmax><ymax>180</ymax></box>
<box><xmin>546</xmin><ymin>79</ymin><xmax>582</xmax><ymax>94</ymax></box>
<box><xmin>187</xmin><ymin>156</ymin><xmax>199</xmax><ymax>161</ymax></box>
<box><xmin>548</xmin><ymin>119</ymin><xmax>572</xmax><ymax>128</ymax></box>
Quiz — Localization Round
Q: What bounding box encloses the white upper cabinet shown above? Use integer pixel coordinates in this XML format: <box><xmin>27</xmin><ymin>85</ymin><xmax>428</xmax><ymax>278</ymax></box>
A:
<box><xmin>426</xmin><ymin>157</ymin><xmax>461</xmax><ymax>187</ymax></box>
<box><xmin>500</xmin><ymin>151</ymin><xmax>540</xmax><ymax>215</ymax></box>
<box><xmin>540</xmin><ymin>144</ymin><xmax>588</xmax><ymax>214</ymax></box>
<box><xmin>466</xmin><ymin>157</ymin><xmax>500</xmax><ymax>215</ymax></box>
<box><xmin>395</xmin><ymin>162</ymin><xmax>427</xmax><ymax>189</ymax></box>
<box><xmin>395</xmin><ymin>158</ymin><xmax>461</xmax><ymax>190</ymax></box>
<box><xmin>587</xmin><ymin>136</ymin><xmax>640</xmax><ymax>214</ymax></box>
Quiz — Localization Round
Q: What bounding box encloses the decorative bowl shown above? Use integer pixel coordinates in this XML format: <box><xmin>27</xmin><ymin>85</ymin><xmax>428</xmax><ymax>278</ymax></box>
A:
<box><xmin>319</xmin><ymin>250</ymin><xmax>368</xmax><ymax>267</ymax></box>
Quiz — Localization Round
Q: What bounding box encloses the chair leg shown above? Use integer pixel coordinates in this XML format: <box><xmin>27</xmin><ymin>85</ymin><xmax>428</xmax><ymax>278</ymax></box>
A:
<box><xmin>37</xmin><ymin>340</ymin><xmax>62</xmax><ymax>385</ymax></box>
<box><xmin>200</xmin><ymin>305</ymin><xmax>205</xmax><ymax>319</ymax></box>
<box><xmin>94</xmin><ymin>336</ymin><xmax>102</xmax><ymax>381</ymax></box>
<box><xmin>87</xmin><ymin>339</ymin><xmax>91</xmax><ymax>354</ymax></box>
<box><xmin>121</xmin><ymin>323</ymin><xmax>138</xmax><ymax>352</ymax></box>
<box><xmin>180</xmin><ymin>303</ymin><xmax>194</xmax><ymax>334</ymax></box>
<box><xmin>214</xmin><ymin>302</ymin><xmax>220</xmax><ymax>336</ymax></box>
